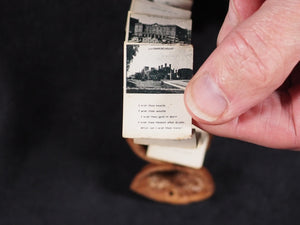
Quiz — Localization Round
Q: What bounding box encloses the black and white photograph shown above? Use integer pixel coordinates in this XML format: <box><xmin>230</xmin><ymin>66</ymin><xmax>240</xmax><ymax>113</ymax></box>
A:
<box><xmin>130</xmin><ymin>0</ymin><xmax>191</xmax><ymax>19</ymax></box>
<box><xmin>147</xmin><ymin>0</ymin><xmax>193</xmax><ymax>10</ymax></box>
<box><xmin>125</xmin><ymin>44</ymin><xmax>193</xmax><ymax>94</ymax></box>
<box><xmin>126</xmin><ymin>12</ymin><xmax>192</xmax><ymax>44</ymax></box>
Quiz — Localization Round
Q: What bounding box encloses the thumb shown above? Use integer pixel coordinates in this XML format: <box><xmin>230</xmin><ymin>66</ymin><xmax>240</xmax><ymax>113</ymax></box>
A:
<box><xmin>185</xmin><ymin>0</ymin><xmax>300</xmax><ymax>124</ymax></box>
<box><xmin>217</xmin><ymin>0</ymin><xmax>265</xmax><ymax>45</ymax></box>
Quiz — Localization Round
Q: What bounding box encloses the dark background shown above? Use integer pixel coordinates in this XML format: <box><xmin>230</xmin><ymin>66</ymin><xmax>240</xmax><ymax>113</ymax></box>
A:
<box><xmin>0</xmin><ymin>0</ymin><xmax>299</xmax><ymax>224</ymax></box>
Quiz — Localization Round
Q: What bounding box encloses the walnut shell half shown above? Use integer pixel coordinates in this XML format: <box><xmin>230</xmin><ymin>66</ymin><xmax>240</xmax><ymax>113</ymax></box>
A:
<box><xmin>130</xmin><ymin>164</ymin><xmax>215</xmax><ymax>205</ymax></box>
<box><xmin>126</xmin><ymin>138</ymin><xmax>165</xmax><ymax>164</ymax></box>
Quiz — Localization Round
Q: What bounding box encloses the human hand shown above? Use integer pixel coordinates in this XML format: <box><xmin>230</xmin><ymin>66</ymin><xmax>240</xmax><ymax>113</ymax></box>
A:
<box><xmin>185</xmin><ymin>0</ymin><xmax>300</xmax><ymax>149</ymax></box>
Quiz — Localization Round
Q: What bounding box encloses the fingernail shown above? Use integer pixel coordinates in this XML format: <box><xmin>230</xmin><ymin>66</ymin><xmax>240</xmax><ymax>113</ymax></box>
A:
<box><xmin>186</xmin><ymin>74</ymin><xmax>228</xmax><ymax>122</ymax></box>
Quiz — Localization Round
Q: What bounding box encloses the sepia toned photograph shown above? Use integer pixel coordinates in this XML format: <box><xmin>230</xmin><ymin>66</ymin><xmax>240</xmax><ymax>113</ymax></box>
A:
<box><xmin>125</xmin><ymin>44</ymin><xmax>193</xmax><ymax>94</ymax></box>
<box><xmin>126</xmin><ymin>12</ymin><xmax>192</xmax><ymax>44</ymax></box>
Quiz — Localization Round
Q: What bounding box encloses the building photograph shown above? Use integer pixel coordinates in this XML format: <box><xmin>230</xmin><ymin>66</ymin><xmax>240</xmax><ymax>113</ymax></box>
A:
<box><xmin>126</xmin><ymin>44</ymin><xmax>193</xmax><ymax>94</ymax></box>
<box><xmin>127</xmin><ymin>13</ymin><xmax>192</xmax><ymax>44</ymax></box>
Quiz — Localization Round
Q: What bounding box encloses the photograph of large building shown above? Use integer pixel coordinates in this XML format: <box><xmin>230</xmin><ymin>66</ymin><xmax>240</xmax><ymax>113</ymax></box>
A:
<box><xmin>127</xmin><ymin>63</ymin><xmax>193</xmax><ymax>94</ymax></box>
<box><xmin>127</xmin><ymin>14</ymin><xmax>192</xmax><ymax>44</ymax></box>
<box><xmin>126</xmin><ymin>44</ymin><xmax>193</xmax><ymax>94</ymax></box>
<box><xmin>128</xmin><ymin>63</ymin><xmax>192</xmax><ymax>81</ymax></box>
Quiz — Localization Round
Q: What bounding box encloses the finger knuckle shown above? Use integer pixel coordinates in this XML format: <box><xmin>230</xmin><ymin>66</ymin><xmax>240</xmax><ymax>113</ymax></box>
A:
<box><xmin>224</xmin><ymin>30</ymin><xmax>274</xmax><ymax>88</ymax></box>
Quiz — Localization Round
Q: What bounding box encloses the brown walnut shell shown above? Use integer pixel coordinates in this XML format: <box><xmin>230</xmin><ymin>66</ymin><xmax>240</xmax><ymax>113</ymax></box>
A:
<box><xmin>126</xmin><ymin>134</ymin><xmax>213</xmax><ymax>165</ymax></box>
<box><xmin>130</xmin><ymin>164</ymin><xmax>215</xmax><ymax>205</ymax></box>
<box><xmin>126</xmin><ymin>138</ymin><xmax>165</xmax><ymax>164</ymax></box>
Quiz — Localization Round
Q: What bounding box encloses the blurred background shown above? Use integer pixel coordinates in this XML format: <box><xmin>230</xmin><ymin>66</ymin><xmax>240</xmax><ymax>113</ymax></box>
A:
<box><xmin>0</xmin><ymin>0</ymin><xmax>299</xmax><ymax>224</ymax></box>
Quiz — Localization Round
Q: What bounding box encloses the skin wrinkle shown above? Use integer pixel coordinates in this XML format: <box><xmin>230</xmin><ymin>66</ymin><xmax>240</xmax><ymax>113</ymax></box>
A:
<box><xmin>189</xmin><ymin>0</ymin><xmax>300</xmax><ymax>148</ymax></box>
<box><xmin>217</xmin><ymin>0</ymin><xmax>266</xmax><ymax>45</ymax></box>
<box><xmin>228</xmin><ymin>0</ymin><xmax>239</xmax><ymax>23</ymax></box>
<box><xmin>287</xmin><ymin>101</ymin><xmax>299</xmax><ymax>148</ymax></box>
<box><xmin>257</xmin><ymin>101</ymin><xmax>267</xmax><ymax>143</ymax></box>
<box><xmin>268</xmin><ymin>1</ymin><xmax>300</xmax><ymax>55</ymax></box>
<box><xmin>235</xmin><ymin>112</ymin><xmax>251</xmax><ymax>141</ymax></box>
<box><xmin>261</xmin><ymin>97</ymin><xmax>276</xmax><ymax>145</ymax></box>
<box><xmin>266</xmin><ymin>8</ymin><xmax>300</xmax><ymax>65</ymax></box>
<box><xmin>190</xmin><ymin>72</ymin><xmax>300</xmax><ymax>148</ymax></box>
<box><xmin>232</xmin><ymin>29</ymin><xmax>268</xmax><ymax>84</ymax></box>
<box><xmin>257</xmin><ymin>92</ymin><xmax>297</xmax><ymax>147</ymax></box>
<box><xmin>278</xmin><ymin>91</ymin><xmax>296</xmax><ymax>137</ymax></box>
<box><xmin>233</xmin><ymin>116</ymin><xmax>240</xmax><ymax>139</ymax></box>
<box><xmin>225</xmin><ymin>92</ymin><xmax>297</xmax><ymax>148</ymax></box>
<box><xmin>252</xmin><ymin>102</ymin><xmax>269</xmax><ymax>143</ymax></box>
<box><xmin>288</xmin><ymin>89</ymin><xmax>299</xmax><ymax>144</ymax></box>
<box><xmin>216</xmin><ymin>2</ymin><xmax>299</xmax><ymax>121</ymax></box>
<box><xmin>281</xmin><ymin>63</ymin><xmax>300</xmax><ymax>146</ymax></box>
<box><xmin>289</xmin><ymin>100</ymin><xmax>298</xmax><ymax>140</ymax></box>
<box><xmin>226</xmin><ymin>1</ymin><xmax>299</xmax><ymax>86</ymax></box>
<box><xmin>220</xmin><ymin>35</ymin><xmax>274</xmax><ymax>104</ymax></box>
<box><xmin>236</xmin><ymin>14</ymin><xmax>293</xmax><ymax>86</ymax></box>
<box><xmin>247</xmin><ymin>22</ymin><xmax>286</xmax><ymax>78</ymax></box>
